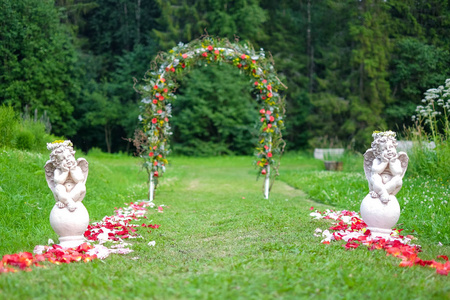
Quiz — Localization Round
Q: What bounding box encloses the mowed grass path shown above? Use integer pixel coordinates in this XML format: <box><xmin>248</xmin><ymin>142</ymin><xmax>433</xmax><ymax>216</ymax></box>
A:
<box><xmin>1</xmin><ymin>154</ymin><xmax>449</xmax><ymax>299</ymax></box>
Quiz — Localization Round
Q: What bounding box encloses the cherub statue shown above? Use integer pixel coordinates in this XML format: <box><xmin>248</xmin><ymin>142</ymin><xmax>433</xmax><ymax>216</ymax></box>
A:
<box><xmin>45</xmin><ymin>140</ymin><xmax>88</xmax><ymax>212</ymax></box>
<box><xmin>364</xmin><ymin>131</ymin><xmax>409</xmax><ymax>204</ymax></box>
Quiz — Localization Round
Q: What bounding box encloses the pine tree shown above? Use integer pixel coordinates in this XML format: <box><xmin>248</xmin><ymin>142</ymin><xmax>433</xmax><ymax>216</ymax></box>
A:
<box><xmin>385</xmin><ymin>0</ymin><xmax>450</xmax><ymax>130</ymax></box>
<box><xmin>348</xmin><ymin>0</ymin><xmax>391</xmax><ymax>147</ymax></box>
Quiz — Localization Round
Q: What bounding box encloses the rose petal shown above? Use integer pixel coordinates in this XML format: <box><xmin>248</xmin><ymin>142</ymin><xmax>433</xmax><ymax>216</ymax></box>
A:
<box><xmin>33</xmin><ymin>245</ymin><xmax>46</xmax><ymax>255</ymax></box>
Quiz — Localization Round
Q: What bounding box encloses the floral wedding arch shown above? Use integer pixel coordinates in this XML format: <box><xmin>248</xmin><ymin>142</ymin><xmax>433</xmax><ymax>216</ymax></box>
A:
<box><xmin>134</xmin><ymin>36</ymin><xmax>287</xmax><ymax>200</ymax></box>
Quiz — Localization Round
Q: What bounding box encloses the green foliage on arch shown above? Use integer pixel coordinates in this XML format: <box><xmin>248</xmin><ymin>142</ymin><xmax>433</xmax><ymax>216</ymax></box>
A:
<box><xmin>135</xmin><ymin>36</ymin><xmax>287</xmax><ymax>187</ymax></box>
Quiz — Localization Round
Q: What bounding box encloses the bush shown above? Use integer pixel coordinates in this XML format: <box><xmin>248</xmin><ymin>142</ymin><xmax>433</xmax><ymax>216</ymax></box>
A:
<box><xmin>407</xmin><ymin>78</ymin><xmax>450</xmax><ymax>180</ymax></box>
<box><xmin>22</xmin><ymin>119</ymin><xmax>48</xmax><ymax>151</ymax></box>
<box><xmin>407</xmin><ymin>140</ymin><xmax>450</xmax><ymax>180</ymax></box>
<box><xmin>0</xmin><ymin>105</ymin><xmax>62</xmax><ymax>152</ymax></box>
<box><xmin>15</xmin><ymin>130</ymin><xmax>35</xmax><ymax>150</ymax></box>
<box><xmin>0</xmin><ymin>105</ymin><xmax>19</xmax><ymax>148</ymax></box>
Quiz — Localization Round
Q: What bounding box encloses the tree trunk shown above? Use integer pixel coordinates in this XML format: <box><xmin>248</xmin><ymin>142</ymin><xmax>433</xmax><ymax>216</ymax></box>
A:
<box><xmin>105</xmin><ymin>124</ymin><xmax>112</xmax><ymax>153</ymax></box>
<box><xmin>307</xmin><ymin>0</ymin><xmax>314</xmax><ymax>94</ymax></box>
<box><xmin>359</xmin><ymin>61</ymin><xmax>364</xmax><ymax>101</ymax></box>
<box><xmin>358</xmin><ymin>0</ymin><xmax>365</xmax><ymax>101</ymax></box>
<box><xmin>123</xmin><ymin>2</ymin><xmax>130</xmax><ymax>51</ymax></box>
<box><xmin>135</xmin><ymin>0</ymin><xmax>141</xmax><ymax>45</ymax></box>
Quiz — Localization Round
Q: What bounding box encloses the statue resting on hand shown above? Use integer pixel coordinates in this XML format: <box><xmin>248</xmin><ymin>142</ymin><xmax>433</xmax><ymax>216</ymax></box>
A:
<box><xmin>364</xmin><ymin>131</ymin><xmax>409</xmax><ymax>204</ymax></box>
<box><xmin>45</xmin><ymin>141</ymin><xmax>88</xmax><ymax>212</ymax></box>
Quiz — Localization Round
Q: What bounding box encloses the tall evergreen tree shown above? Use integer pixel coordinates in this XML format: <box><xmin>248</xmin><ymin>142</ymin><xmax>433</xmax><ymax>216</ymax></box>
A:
<box><xmin>70</xmin><ymin>0</ymin><xmax>161</xmax><ymax>152</ymax></box>
<box><xmin>149</xmin><ymin>0</ymin><xmax>270</xmax><ymax>155</ymax></box>
<box><xmin>258</xmin><ymin>0</ymin><xmax>311</xmax><ymax>149</ymax></box>
<box><xmin>306</xmin><ymin>0</ymin><xmax>392</xmax><ymax>149</ymax></box>
<box><xmin>348</xmin><ymin>0</ymin><xmax>391</xmax><ymax>147</ymax></box>
<box><xmin>152</xmin><ymin>0</ymin><xmax>268</xmax><ymax>47</ymax></box>
<box><xmin>386</xmin><ymin>0</ymin><xmax>450</xmax><ymax>131</ymax></box>
<box><xmin>0</xmin><ymin>0</ymin><xmax>82</xmax><ymax>136</ymax></box>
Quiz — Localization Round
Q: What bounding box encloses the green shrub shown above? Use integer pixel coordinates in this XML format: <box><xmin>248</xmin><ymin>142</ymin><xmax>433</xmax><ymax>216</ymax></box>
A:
<box><xmin>0</xmin><ymin>106</ymin><xmax>59</xmax><ymax>151</ymax></box>
<box><xmin>15</xmin><ymin>130</ymin><xmax>35</xmax><ymax>150</ymax></box>
<box><xmin>22</xmin><ymin>119</ymin><xmax>48</xmax><ymax>151</ymax></box>
<box><xmin>87</xmin><ymin>147</ymin><xmax>104</xmax><ymax>156</ymax></box>
<box><xmin>407</xmin><ymin>78</ymin><xmax>450</xmax><ymax>180</ymax></box>
<box><xmin>0</xmin><ymin>105</ymin><xmax>19</xmax><ymax>148</ymax></box>
<box><xmin>407</xmin><ymin>140</ymin><xmax>450</xmax><ymax>180</ymax></box>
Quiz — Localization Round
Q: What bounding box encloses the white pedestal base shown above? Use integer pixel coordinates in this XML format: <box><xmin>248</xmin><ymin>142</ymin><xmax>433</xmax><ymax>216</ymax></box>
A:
<box><xmin>366</xmin><ymin>227</ymin><xmax>393</xmax><ymax>239</ymax></box>
<box><xmin>360</xmin><ymin>193</ymin><xmax>400</xmax><ymax>238</ymax></box>
<box><xmin>49</xmin><ymin>202</ymin><xmax>89</xmax><ymax>248</ymax></box>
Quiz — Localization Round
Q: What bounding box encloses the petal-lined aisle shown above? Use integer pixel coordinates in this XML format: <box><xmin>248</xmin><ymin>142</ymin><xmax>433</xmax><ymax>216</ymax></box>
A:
<box><xmin>310</xmin><ymin>208</ymin><xmax>449</xmax><ymax>276</ymax></box>
<box><xmin>0</xmin><ymin>201</ymin><xmax>161</xmax><ymax>274</ymax></box>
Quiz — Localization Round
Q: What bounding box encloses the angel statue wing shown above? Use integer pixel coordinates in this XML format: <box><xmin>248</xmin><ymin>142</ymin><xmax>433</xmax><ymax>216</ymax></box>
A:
<box><xmin>77</xmin><ymin>158</ymin><xmax>89</xmax><ymax>183</ymax></box>
<box><xmin>44</xmin><ymin>160</ymin><xmax>57</xmax><ymax>200</ymax></box>
<box><xmin>363</xmin><ymin>149</ymin><xmax>376</xmax><ymax>192</ymax></box>
<box><xmin>397</xmin><ymin>152</ymin><xmax>409</xmax><ymax>178</ymax></box>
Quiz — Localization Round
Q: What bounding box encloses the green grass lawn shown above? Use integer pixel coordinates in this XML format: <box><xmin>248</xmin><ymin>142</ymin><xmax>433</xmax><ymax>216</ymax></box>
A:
<box><xmin>0</xmin><ymin>150</ymin><xmax>449</xmax><ymax>299</ymax></box>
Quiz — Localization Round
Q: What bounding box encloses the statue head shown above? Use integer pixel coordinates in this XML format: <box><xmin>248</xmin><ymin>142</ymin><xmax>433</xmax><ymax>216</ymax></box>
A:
<box><xmin>371</xmin><ymin>131</ymin><xmax>398</xmax><ymax>159</ymax></box>
<box><xmin>47</xmin><ymin>140</ymin><xmax>76</xmax><ymax>169</ymax></box>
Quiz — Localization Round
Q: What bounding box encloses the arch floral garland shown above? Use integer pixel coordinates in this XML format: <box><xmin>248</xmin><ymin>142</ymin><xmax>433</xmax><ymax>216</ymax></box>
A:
<box><xmin>136</xmin><ymin>37</ymin><xmax>286</xmax><ymax>199</ymax></box>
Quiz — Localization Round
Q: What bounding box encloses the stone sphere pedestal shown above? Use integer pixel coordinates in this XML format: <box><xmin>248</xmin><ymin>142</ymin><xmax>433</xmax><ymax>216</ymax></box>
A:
<box><xmin>49</xmin><ymin>201</ymin><xmax>89</xmax><ymax>248</ymax></box>
<box><xmin>360</xmin><ymin>193</ymin><xmax>400</xmax><ymax>238</ymax></box>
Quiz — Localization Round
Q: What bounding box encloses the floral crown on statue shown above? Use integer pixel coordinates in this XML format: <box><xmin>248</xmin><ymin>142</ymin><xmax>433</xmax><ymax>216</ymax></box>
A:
<box><xmin>47</xmin><ymin>140</ymin><xmax>73</xmax><ymax>151</ymax></box>
<box><xmin>372</xmin><ymin>130</ymin><xmax>396</xmax><ymax>140</ymax></box>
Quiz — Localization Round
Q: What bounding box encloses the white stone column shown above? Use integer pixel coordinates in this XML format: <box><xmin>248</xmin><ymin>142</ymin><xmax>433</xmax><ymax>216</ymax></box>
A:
<box><xmin>264</xmin><ymin>164</ymin><xmax>270</xmax><ymax>199</ymax></box>
<box><xmin>264</xmin><ymin>137</ymin><xmax>272</xmax><ymax>199</ymax></box>
<box><xmin>149</xmin><ymin>172</ymin><xmax>155</xmax><ymax>202</ymax></box>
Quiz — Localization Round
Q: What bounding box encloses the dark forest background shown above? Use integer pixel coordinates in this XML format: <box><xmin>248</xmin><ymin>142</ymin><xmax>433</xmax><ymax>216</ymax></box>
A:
<box><xmin>1</xmin><ymin>0</ymin><xmax>449</xmax><ymax>154</ymax></box>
